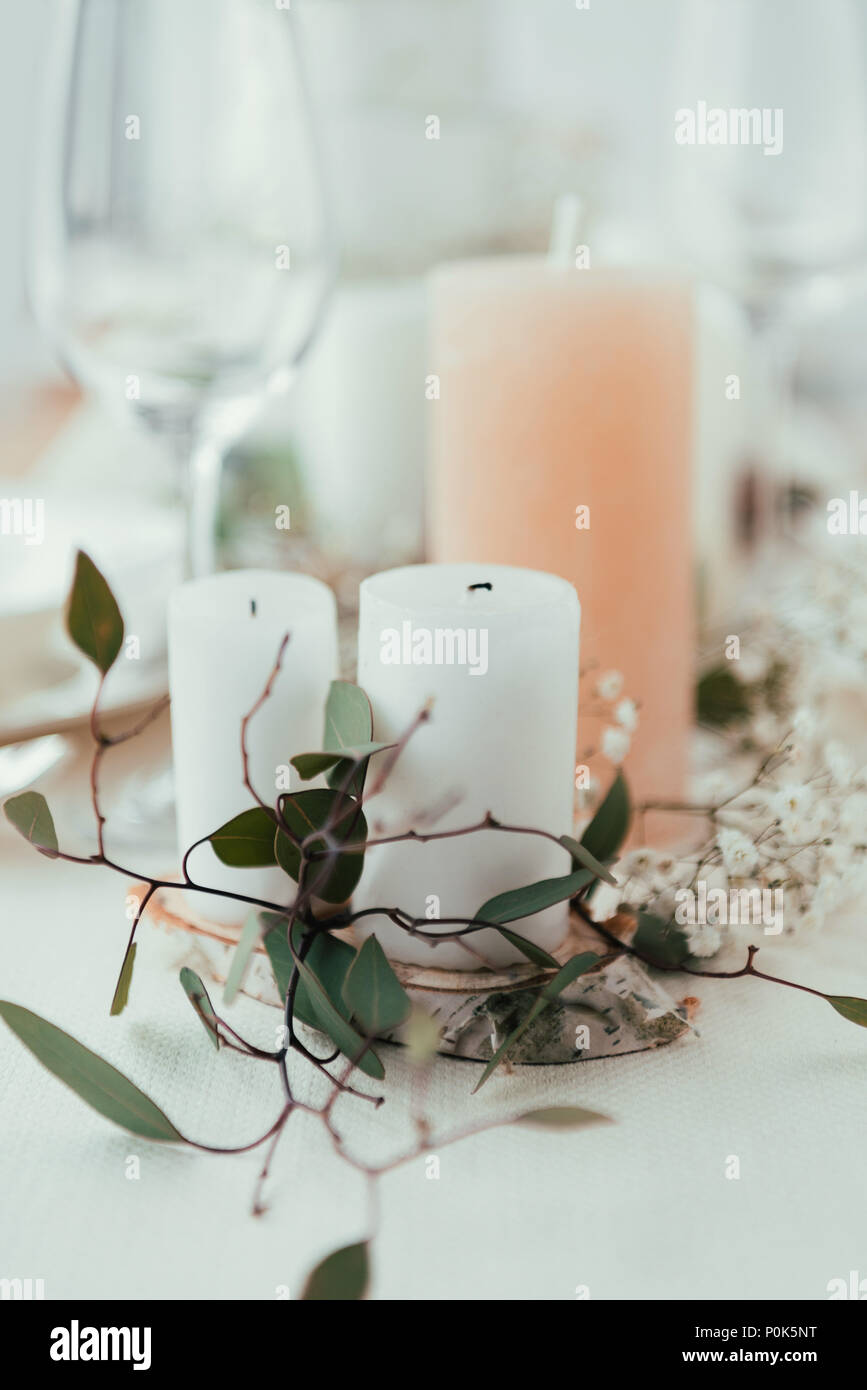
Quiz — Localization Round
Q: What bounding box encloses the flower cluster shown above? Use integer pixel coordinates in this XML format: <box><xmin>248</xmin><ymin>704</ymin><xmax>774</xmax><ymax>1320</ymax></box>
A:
<box><xmin>581</xmin><ymin>545</ymin><xmax>867</xmax><ymax>958</ymax></box>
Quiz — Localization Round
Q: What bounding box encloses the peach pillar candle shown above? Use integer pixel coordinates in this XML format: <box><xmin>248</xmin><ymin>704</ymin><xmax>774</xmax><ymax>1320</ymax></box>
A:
<box><xmin>429</xmin><ymin>259</ymin><xmax>694</xmax><ymax>826</ymax></box>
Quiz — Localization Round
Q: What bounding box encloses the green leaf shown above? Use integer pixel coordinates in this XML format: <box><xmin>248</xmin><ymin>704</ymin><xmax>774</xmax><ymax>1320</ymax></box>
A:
<box><xmin>472</xmin><ymin>952</ymin><xmax>599</xmax><ymax>1093</ymax></box>
<box><xmin>110</xmin><ymin>943</ymin><xmax>137</xmax><ymax>1017</ymax></box>
<box><xmin>276</xmin><ymin>790</ymin><xmax>368</xmax><ymax>904</ymax></box>
<box><xmin>209</xmin><ymin>807</ymin><xmax>280</xmax><ymax>868</ymax></box>
<box><xmin>4</xmin><ymin>791</ymin><xmax>59</xmax><ymax>857</ymax></box>
<box><xmin>289</xmin><ymin>941</ymin><xmax>384</xmax><ymax>1080</ymax></box>
<box><xmin>291</xmin><ymin>742</ymin><xmax>393</xmax><ymax>783</ymax></box>
<box><xmin>559</xmin><ymin>833</ymin><xmax>618</xmax><ymax>887</ymax></box>
<box><xmin>633</xmin><ymin>911</ymin><xmax>691</xmax><ymax>968</ymax></box>
<box><xmin>179</xmin><ymin>967</ymin><xmax>221</xmax><ymax>1051</ymax></box>
<box><xmin>541</xmin><ymin>951</ymin><xmax>600</xmax><ymax>999</ymax></box>
<box><xmin>293</xmin><ymin>923</ymin><xmax>356</xmax><ymax>1027</ymax></box>
<box><xmin>65</xmin><ymin>549</ymin><xmax>124</xmax><ymax>674</ymax></box>
<box><xmin>581</xmin><ymin>772</ymin><xmax>630</xmax><ymax>862</ymax></box>
<box><xmin>696</xmin><ymin>665</ymin><xmax>752</xmax><ymax>729</ymax></box>
<box><xmin>492</xmin><ymin>927</ymin><xmax>560</xmax><ymax>969</ymax></box>
<box><xmin>0</xmin><ymin>1002</ymin><xmax>185</xmax><ymax>1142</ymax></box>
<box><xmin>515</xmin><ymin>1106</ymin><xmax>612</xmax><ymax>1130</ymax></box>
<box><xmin>301</xmin><ymin>1241</ymin><xmax>369</xmax><ymax>1301</ymax></box>
<box><xmin>825</xmin><ymin>995</ymin><xmax>867</xmax><ymax>1028</ymax></box>
<box><xmin>323</xmin><ymin>681</ymin><xmax>375</xmax><ymax>797</ymax></box>
<box><xmin>324</xmin><ymin>680</ymin><xmax>373</xmax><ymax>752</ymax></box>
<box><xmin>223</xmin><ymin>911</ymin><xmax>262</xmax><ymax>1005</ymax></box>
<box><xmin>404</xmin><ymin>1007</ymin><xmax>442</xmax><ymax>1064</ymax></box>
<box><xmin>343</xmin><ymin>936</ymin><xmax>411</xmax><ymax>1036</ymax></box>
<box><xmin>262</xmin><ymin>918</ymin><xmax>357</xmax><ymax>1032</ymax></box>
<box><xmin>475</xmin><ymin>867</ymin><xmax>594</xmax><ymax>926</ymax></box>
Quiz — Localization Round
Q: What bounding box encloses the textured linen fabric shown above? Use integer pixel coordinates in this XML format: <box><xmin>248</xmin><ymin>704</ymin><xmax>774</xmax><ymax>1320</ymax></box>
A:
<box><xmin>1</xmin><ymin>802</ymin><xmax>866</xmax><ymax>1302</ymax></box>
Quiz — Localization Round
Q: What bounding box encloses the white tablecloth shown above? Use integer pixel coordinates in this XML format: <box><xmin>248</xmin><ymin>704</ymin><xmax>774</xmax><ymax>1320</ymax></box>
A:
<box><xmin>2</xmin><ymin>742</ymin><xmax>866</xmax><ymax>1301</ymax></box>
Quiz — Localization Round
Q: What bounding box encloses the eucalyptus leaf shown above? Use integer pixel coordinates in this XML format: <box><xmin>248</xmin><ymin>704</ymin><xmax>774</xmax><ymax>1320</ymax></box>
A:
<box><xmin>324</xmin><ymin>680</ymin><xmax>373</xmax><ymax>751</ymax></box>
<box><xmin>633</xmin><ymin>911</ymin><xmax>691</xmax><ymax>968</ymax></box>
<box><xmin>475</xmin><ymin>867</ymin><xmax>594</xmax><ymax>926</ymax></box>
<box><xmin>65</xmin><ymin>549</ymin><xmax>124</xmax><ymax>674</ymax></box>
<box><xmin>825</xmin><ymin>995</ymin><xmax>867</xmax><ymax>1028</ymax></box>
<box><xmin>581</xmin><ymin>771</ymin><xmax>630</xmax><ymax>863</ymax></box>
<box><xmin>492</xmin><ymin>927</ymin><xmax>560</xmax><ymax>969</ymax></box>
<box><xmin>342</xmin><ymin>936</ymin><xmax>411</xmax><ymax>1035</ymax></box>
<box><xmin>301</xmin><ymin>1241</ymin><xmax>369</xmax><ymax>1301</ymax></box>
<box><xmin>471</xmin><ymin>997</ymin><xmax>547</xmax><ymax>1095</ymax></box>
<box><xmin>276</xmin><ymin>789</ymin><xmax>367</xmax><ymax>904</ymax></box>
<box><xmin>404</xmin><ymin>1007</ymin><xmax>442</xmax><ymax>1064</ymax></box>
<box><xmin>209</xmin><ymin>807</ymin><xmax>280</xmax><ymax>868</ymax></box>
<box><xmin>289</xmin><ymin>941</ymin><xmax>384</xmax><ymax>1079</ymax></box>
<box><xmin>263</xmin><ymin>918</ymin><xmax>357</xmax><ymax>1032</ymax></box>
<box><xmin>323</xmin><ymin>681</ymin><xmax>375</xmax><ymax>797</ymax></box>
<box><xmin>179</xmin><ymin>967</ymin><xmax>221</xmax><ymax>1051</ymax></box>
<box><xmin>291</xmin><ymin>742</ymin><xmax>393</xmax><ymax>783</ymax></box>
<box><xmin>0</xmin><ymin>1002</ymin><xmax>185</xmax><ymax>1142</ymax></box>
<box><xmin>223</xmin><ymin>911</ymin><xmax>262</xmax><ymax>1005</ymax></box>
<box><xmin>559</xmin><ymin>833</ymin><xmax>618</xmax><ymax>886</ymax></box>
<box><xmin>4</xmin><ymin>791</ymin><xmax>59</xmax><ymax>858</ymax></box>
<box><xmin>696</xmin><ymin>665</ymin><xmax>752</xmax><ymax>729</ymax></box>
<box><xmin>109</xmin><ymin>943</ymin><xmax>137</xmax><ymax>1017</ymax></box>
<box><xmin>515</xmin><ymin>1106</ymin><xmax>612</xmax><ymax>1130</ymax></box>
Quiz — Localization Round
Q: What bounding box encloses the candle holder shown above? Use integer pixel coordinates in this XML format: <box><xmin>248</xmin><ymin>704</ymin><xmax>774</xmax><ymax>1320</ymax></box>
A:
<box><xmin>137</xmin><ymin>884</ymin><xmax>692</xmax><ymax>1065</ymax></box>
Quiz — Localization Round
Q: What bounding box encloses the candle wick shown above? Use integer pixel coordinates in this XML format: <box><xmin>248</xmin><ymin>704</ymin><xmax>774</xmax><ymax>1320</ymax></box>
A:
<box><xmin>467</xmin><ymin>582</ymin><xmax>492</xmax><ymax>592</ymax></box>
<box><xmin>250</xmin><ymin>599</ymin><xmax>257</xmax><ymax>616</ymax></box>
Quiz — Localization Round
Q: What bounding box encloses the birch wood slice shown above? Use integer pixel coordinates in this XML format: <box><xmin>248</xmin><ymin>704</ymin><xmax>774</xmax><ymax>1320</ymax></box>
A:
<box><xmin>139</xmin><ymin>885</ymin><xmax>693</xmax><ymax>1064</ymax></box>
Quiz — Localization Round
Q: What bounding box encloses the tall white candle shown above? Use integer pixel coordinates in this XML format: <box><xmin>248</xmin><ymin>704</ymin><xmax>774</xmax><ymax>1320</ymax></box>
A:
<box><xmin>168</xmin><ymin>570</ymin><xmax>338</xmax><ymax>924</ymax></box>
<box><xmin>354</xmin><ymin>563</ymin><xmax>580</xmax><ymax>968</ymax></box>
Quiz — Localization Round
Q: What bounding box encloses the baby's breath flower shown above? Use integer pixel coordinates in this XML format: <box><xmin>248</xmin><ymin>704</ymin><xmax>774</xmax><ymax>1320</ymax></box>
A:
<box><xmin>595</xmin><ymin>670</ymin><xmax>624</xmax><ymax>702</ymax></box>
<box><xmin>601</xmin><ymin>725</ymin><xmax>630</xmax><ymax>766</ymax></box>
<box><xmin>717</xmin><ymin>827</ymin><xmax>759</xmax><ymax>877</ymax></box>
<box><xmin>825</xmin><ymin>741</ymin><xmax>855</xmax><ymax>787</ymax></box>
<box><xmin>686</xmin><ymin>922</ymin><xmax>722</xmax><ymax>958</ymax></box>
<box><xmin>773</xmin><ymin>784</ymin><xmax>814</xmax><ymax>818</ymax></box>
<box><xmin>840</xmin><ymin>791</ymin><xmax>867</xmax><ymax>842</ymax></box>
<box><xmin>620</xmin><ymin>848</ymin><xmax>658</xmax><ymax>880</ymax></box>
<box><xmin>614</xmin><ymin>698</ymin><xmax>638</xmax><ymax>732</ymax></box>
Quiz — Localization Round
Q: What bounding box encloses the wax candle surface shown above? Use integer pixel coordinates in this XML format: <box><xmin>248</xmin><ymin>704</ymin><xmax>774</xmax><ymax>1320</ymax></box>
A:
<box><xmin>354</xmin><ymin>562</ymin><xmax>579</xmax><ymax>968</ymax></box>
<box><xmin>296</xmin><ymin>279</ymin><xmax>426</xmax><ymax>563</ymax></box>
<box><xmin>168</xmin><ymin>570</ymin><xmax>338</xmax><ymax>924</ymax></box>
<box><xmin>429</xmin><ymin>259</ymin><xmax>694</xmax><ymax>831</ymax></box>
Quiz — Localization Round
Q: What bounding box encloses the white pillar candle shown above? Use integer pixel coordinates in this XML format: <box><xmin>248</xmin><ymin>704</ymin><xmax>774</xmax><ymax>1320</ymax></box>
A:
<box><xmin>354</xmin><ymin>563</ymin><xmax>580</xmax><ymax>969</ymax></box>
<box><xmin>168</xmin><ymin>570</ymin><xmax>338</xmax><ymax>924</ymax></box>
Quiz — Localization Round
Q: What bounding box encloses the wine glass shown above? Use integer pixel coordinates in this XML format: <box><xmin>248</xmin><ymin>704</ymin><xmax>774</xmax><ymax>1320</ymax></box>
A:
<box><xmin>30</xmin><ymin>0</ymin><xmax>336</xmax><ymax>579</ymax></box>
<box><xmin>669</xmin><ymin>0</ymin><xmax>867</xmax><ymax>548</ymax></box>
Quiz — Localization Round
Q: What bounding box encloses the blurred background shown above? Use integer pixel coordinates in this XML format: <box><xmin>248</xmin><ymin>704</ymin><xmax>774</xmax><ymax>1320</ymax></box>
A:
<box><xmin>3</xmin><ymin>0</ymin><xmax>867</xmax><ymax>845</ymax></box>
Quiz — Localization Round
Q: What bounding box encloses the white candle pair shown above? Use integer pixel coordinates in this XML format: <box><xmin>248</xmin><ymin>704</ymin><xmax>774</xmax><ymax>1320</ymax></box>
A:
<box><xmin>168</xmin><ymin>562</ymin><xmax>580</xmax><ymax>966</ymax></box>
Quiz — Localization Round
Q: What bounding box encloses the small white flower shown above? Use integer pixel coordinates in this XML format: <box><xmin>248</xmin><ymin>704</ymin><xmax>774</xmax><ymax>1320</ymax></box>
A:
<box><xmin>601</xmin><ymin>725</ymin><xmax>631</xmax><ymax>766</ymax></box>
<box><xmin>773</xmin><ymin>784</ymin><xmax>814</xmax><ymax>818</ymax></box>
<box><xmin>620</xmin><ymin>848</ymin><xmax>658</xmax><ymax>880</ymax></box>
<box><xmin>596</xmin><ymin>670</ymin><xmax>624</xmax><ymax>702</ymax></box>
<box><xmin>840</xmin><ymin>791</ymin><xmax>867</xmax><ymax>842</ymax></box>
<box><xmin>686</xmin><ymin>922</ymin><xmax>722</xmax><ymax>958</ymax></box>
<box><xmin>717</xmin><ymin>827</ymin><xmax>759</xmax><ymax>877</ymax></box>
<box><xmin>614</xmin><ymin>698</ymin><xmax>638</xmax><ymax>732</ymax></box>
<box><xmin>825</xmin><ymin>741</ymin><xmax>855</xmax><ymax>787</ymax></box>
<box><xmin>777</xmin><ymin>813</ymin><xmax>810</xmax><ymax>846</ymax></box>
<box><xmin>737</xmin><ymin>648</ymin><xmax>769</xmax><ymax>683</ymax></box>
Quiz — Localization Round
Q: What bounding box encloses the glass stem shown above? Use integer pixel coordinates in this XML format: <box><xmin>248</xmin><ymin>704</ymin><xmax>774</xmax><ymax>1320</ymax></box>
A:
<box><xmin>170</xmin><ymin>431</ymin><xmax>226</xmax><ymax>580</ymax></box>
